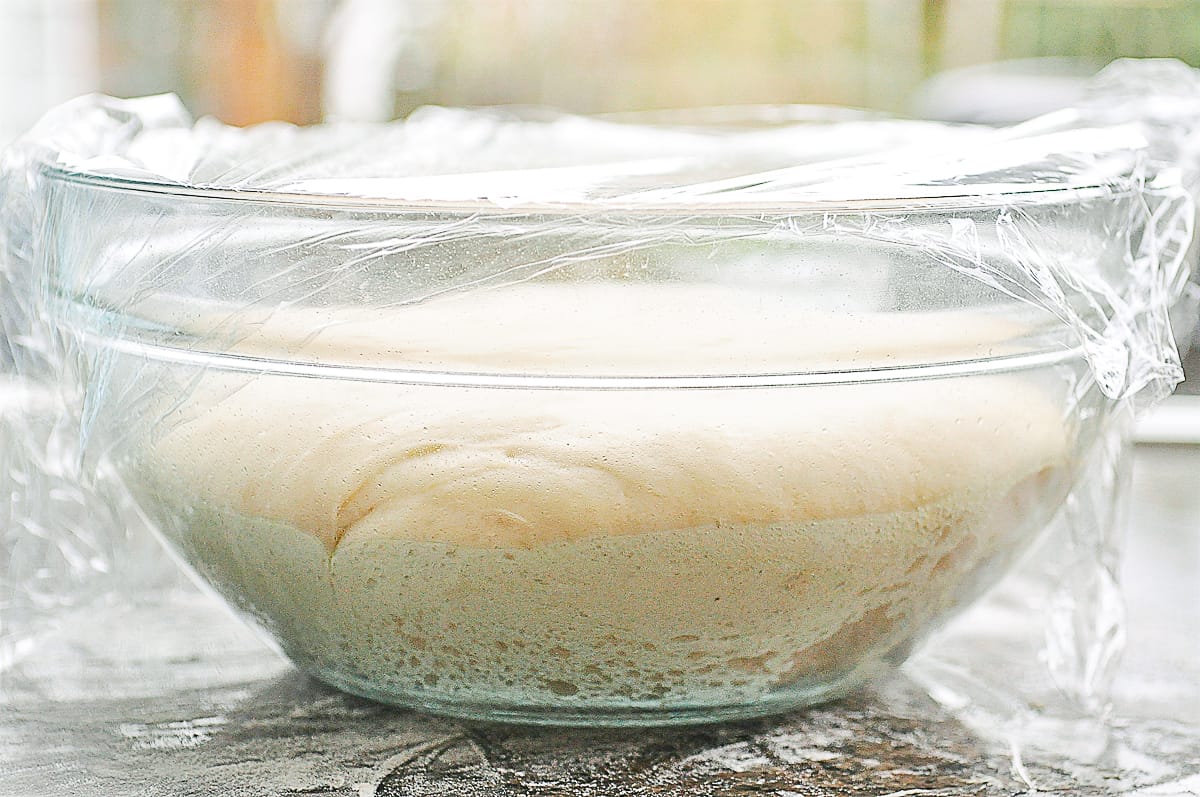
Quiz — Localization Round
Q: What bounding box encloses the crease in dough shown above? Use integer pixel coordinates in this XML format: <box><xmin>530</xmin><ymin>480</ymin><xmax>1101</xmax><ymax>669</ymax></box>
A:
<box><xmin>152</xmin><ymin>375</ymin><xmax>1067</xmax><ymax>552</ymax></box>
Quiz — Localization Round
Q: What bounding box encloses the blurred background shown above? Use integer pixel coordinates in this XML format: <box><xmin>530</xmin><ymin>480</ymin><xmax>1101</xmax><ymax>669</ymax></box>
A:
<box><xmin>3</xmin><ymin>0</ymin><xmax>1200</xmax><ymax>140</ymax></box>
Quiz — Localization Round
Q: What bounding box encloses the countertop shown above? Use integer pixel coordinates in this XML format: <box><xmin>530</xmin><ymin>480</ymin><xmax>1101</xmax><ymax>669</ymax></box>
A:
<box><xmin>1</xmin><ymin>443</ymin><xmax>1197</xmax><ymax>797</ymax></box>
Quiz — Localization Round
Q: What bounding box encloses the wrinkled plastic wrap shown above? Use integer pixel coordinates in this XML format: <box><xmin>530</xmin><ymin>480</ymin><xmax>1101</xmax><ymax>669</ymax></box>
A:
<box><xmin>3</xmin><ymin>59</ymin><xmax>1199</xmax><ymax>791</ymax></box>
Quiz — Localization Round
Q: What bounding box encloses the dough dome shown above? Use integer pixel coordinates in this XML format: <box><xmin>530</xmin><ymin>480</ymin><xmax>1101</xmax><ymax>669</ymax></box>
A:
<box><xmin>142</xmin><ymin>282</ymin><xmax>1071</xmax><ymax>709</ymax></box>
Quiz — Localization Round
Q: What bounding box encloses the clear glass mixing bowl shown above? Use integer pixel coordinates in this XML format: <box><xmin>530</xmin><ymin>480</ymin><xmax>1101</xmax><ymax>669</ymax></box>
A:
<box><xmin>41</xmin><ymin>166</ymin><xmax>1127</xmax><ymax>725</ymax></box>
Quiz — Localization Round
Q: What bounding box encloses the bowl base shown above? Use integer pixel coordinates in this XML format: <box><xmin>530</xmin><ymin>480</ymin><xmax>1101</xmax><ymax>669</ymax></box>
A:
<box><xmin>300</xmin><ymin>660</ymin><xmax>879</xmax><ymax>727</ymax></box>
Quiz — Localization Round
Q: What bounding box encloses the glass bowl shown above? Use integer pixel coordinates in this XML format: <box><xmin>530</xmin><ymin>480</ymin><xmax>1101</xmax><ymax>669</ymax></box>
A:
<box><xmin>41</xmin><ymin>161</ymin><xmax>1132</xmax><ymax>726</ymax></box>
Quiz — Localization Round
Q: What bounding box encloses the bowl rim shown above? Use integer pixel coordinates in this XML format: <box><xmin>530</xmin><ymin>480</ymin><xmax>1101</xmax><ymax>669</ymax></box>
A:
<box><xmin>40</xmin><ymin>161</ymin><xmax>1136</xmax><ymax>217</ymax></box>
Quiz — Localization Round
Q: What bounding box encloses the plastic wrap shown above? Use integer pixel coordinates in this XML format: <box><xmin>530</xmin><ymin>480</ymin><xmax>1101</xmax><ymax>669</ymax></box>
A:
<box><xmin>3</xmin><ymin>60</ymin><xmax>1199</xmax><ymax>788</ymax></box>
<box><xmin>1017</xmin><ymin>59</ymin><xmax>1200</xmax><ymax>357</ymax></box>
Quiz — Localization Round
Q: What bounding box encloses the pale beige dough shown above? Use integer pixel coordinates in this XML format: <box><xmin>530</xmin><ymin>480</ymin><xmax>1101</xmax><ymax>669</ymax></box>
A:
<box><xmin>142</xmin><ymin>282</ymin><xmax>1072</xmax><ymax>706</ymax></box>
<box><xmin>146</xmin><ymin>282</ymin><xmax>1036</xmax><ymax>375</ymax></box>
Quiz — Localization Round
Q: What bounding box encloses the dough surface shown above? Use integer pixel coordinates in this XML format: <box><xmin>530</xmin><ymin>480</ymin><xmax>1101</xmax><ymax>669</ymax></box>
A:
<box><xmin>149</xmin><ymin>282</ymin><xmax>1036</xmax><ymax>374</ymax></box>
<box><xmin>141</xmin><ymin>282</ymin><xmax>1072</xmax><ymax>709</ymax></box>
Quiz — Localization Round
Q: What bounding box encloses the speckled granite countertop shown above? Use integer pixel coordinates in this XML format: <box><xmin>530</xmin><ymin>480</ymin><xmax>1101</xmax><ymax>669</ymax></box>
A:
<box><xmin>2</xmin><ymin>444</ymin><xmax>1197</xmax><ymax>797</ymax></box>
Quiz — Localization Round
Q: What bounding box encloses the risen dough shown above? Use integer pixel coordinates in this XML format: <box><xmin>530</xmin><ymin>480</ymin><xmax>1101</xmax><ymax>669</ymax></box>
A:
<box><xmin>163</xmin><ymin>282</ymin><xmax>1035</xmax><ymax>375</ymax></box>
<box><xmin>143</xmin><ymin>282</ymin><xmax>1071</xmax><ymax>710</ymax></box>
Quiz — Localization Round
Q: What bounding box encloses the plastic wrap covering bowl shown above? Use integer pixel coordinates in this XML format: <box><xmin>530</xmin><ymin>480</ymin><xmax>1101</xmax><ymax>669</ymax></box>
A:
<box><xmin>22</xmin><ymin>99</ymin><xmax>1191</xmax><ymax>726</ymax></box>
